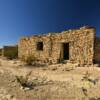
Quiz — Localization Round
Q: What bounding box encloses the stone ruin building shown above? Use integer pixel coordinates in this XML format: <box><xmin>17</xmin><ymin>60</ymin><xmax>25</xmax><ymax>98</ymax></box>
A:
<box><xmin>18</xmin><ymin>26</ymin><xmax>95</xmax><ymax>65</ymax></box>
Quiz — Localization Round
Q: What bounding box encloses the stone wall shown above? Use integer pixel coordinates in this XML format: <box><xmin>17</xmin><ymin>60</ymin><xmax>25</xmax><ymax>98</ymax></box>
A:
<box><xmin>18</xmin><ymin>26</ymin><xmax>95</xmax><ymax>65</ymax></box>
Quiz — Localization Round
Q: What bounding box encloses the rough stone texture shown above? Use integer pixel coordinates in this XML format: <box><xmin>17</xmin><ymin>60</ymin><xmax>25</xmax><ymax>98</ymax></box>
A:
<box><xmin>18</xmin><ymin>26</ymin><xmax>95</xmax><ymax>65</ymax></box>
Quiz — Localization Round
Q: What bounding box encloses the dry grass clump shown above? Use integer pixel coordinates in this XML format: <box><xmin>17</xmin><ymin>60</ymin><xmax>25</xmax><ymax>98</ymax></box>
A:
<box><xmin>80</xmin><ymin>71</ymin><xmax>100</xmax><ymax>99</ymax></box>
<box><xmin>15</xmin><ymin>74</ymin><xmax>50</xmax><ymax>90</ymax></box>
<box><xmin>21</xmin><ymin>55</ymin><xmax>37</xmax><ymax>65</ymax></box>
<box><xmin>3</xmin><ymin>47</ymin><xmax>18</xmax><ymax>59</ymax></box>
<box><xmin>16</xmin><ymin>75</ymin><xmax>33</xmax><ymax>90</ymax></box>
<box><xmin>82</xmin><ymin>71</ymin><xmax>99</xmax><ymax>85</ymax></box>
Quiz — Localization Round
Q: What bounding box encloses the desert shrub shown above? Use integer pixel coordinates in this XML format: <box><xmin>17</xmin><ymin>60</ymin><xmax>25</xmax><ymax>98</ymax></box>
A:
<box><xmin>16</xmin><ymin>76</ymin><xmax>28</xmax><ymax>85</ymax></box>
<box><xmin>5</xmin><ymin>50</ymin><xmax>18</xmax><ymax>59</ymax></box>
<box><xmin>21</xmin><ymin>55</ymin><xmax>26</xmax><ymax>62</ymax></box>
<box><xmin>16</xmin><ymin>75</ymin><xmax>33</xmax><ymax>89</ymax></box>
<box><xmin>3</xmin><ymin>46</ymin><xmax>18</xmax><ymax>59</ymax></box>
<box><xmin>82</xmin><ymin>71</ymin><xmax>91</xmax><ymax>81</ymax></box>
<box><xmin>15</xmin><ymin>75</ymin><xmax>48</xmax><ymax>90</ymax></box>
<box><xmin>82</xmin><ymin>71</ymin><xmax>99</xmax><ymax>85</ymax></box>
<box><xmin>26</xmin><ymin>56</ymin><xmax>35</xmax><ymax>65</ymax></box>
<box><xmin>22</xmin><ymin>55</ymin><xmax>36</xmax><ymax>65</ymax></box>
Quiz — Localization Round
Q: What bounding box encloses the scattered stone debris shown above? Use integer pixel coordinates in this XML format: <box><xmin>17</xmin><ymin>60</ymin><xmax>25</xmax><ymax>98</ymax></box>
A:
<box><xmin>62</xmin><ymin>67</ymin><xmax>74</xmax><ymax>71</ymax></box>
<box><xmin>48</xmin><ymin>65</ymin><xmax>58</xmax><ymax>71</ymax></box>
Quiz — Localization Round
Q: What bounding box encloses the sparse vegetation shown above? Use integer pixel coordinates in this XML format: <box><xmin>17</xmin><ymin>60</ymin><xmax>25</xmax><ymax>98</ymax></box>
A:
<box><xmin>25</xmin><ymin>55</ymin><xmax>36</xmax><ymax>65</ymax></box>
<box><xmin>15</xmin><ymin>75</ymin><xmax>48</xmax><ymax>90</ymax></box>
<box><xmin>16</xmin><ymin>75</ymin><xmax>33</xmax><ymax>90</ymax></box>
<box><xmin>82</xmin><ymin>71</ymin><xmax>99</xmax><ymax>85</ymax></box>
<box><xmin>21</xmin><ymin>55</ymin><xmax>37</xmax><ymax>65</ymax></box>
<box><xmin>3</xmin><ymin>46</ymin><xmax>18</xmax><ymax>59</ymax></box>
<box><xmin>0</xmin><ymin>58</ymin><xmax>100</xmax><ymax>100</ymax></box>
<box><xmin>21</xmin><ymin>55</ymin><xmax>36</xmax><ymax>65</ymax></box>
<box><xmin>5</xmin><ymin>50</ymin><xmax>18</xmax><ymax>59</ymax></box>
<box><xmin>82</xmin><ymin>71</ymin><xmax>91</xmax><ymax>81</ymax></box>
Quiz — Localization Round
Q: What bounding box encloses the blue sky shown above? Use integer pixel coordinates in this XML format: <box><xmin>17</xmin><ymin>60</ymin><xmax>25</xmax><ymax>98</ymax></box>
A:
<box><xmin>0</xmin><ymin>0</ymin><xmax>100</xmax><ymax>47</ymax></box>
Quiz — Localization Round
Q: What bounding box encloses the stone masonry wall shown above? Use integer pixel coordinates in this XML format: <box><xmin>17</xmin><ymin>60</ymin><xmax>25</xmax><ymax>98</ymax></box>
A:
<box><xmin>18</xmin><ymin>26</ymin><xmax>95</xmax><ymax>65</ymax></box>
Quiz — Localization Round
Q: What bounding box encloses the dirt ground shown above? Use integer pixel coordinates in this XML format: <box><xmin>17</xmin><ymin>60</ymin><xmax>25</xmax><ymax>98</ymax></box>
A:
<box><xmin>0</xmin><ymin>58</ymin><xmax>100</xmax><ymax>100</ymax></box>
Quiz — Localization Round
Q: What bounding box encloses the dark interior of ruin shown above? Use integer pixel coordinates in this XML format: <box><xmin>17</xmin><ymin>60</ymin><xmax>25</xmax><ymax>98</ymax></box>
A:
<box><xmin>63</xmin><ymin>43</ymin><xmax>69</xmax><ymax>60</ymax></box>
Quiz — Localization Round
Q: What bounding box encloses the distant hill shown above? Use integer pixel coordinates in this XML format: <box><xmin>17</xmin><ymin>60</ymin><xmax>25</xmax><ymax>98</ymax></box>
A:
<box><xmin>94</xmin><ymin>37</ymin><xmax>100</xmax><ymax>63</ymax></box>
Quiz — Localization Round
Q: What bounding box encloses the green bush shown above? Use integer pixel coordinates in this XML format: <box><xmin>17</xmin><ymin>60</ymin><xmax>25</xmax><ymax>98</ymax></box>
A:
<box><xmin>5</xmin><ymin>50</ymin><xmax>18</xmax><ymax>59</ymax></box>
<box><xmin>3</xmin><ymin>46</ymin><xmax>18</xmax><ymax>59</ymax></box>
<box><xmin>22</xmin><ymin>55</ymin><xmax>36</xmax><ymax>65</ymax></box>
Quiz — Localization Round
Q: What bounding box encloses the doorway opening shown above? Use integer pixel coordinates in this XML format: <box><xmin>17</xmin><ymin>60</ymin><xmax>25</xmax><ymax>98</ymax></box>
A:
<box><xmin>62</xmin><ymin>43</ymin><xmax>69</xmax><ymax>60</ymax></box>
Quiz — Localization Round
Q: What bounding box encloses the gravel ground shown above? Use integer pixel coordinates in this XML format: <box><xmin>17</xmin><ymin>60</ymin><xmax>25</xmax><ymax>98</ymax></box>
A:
<box><xmin>0</xmin><ymin>59</ymin><xmax>100</xmax><ymax>100</ymax></box>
